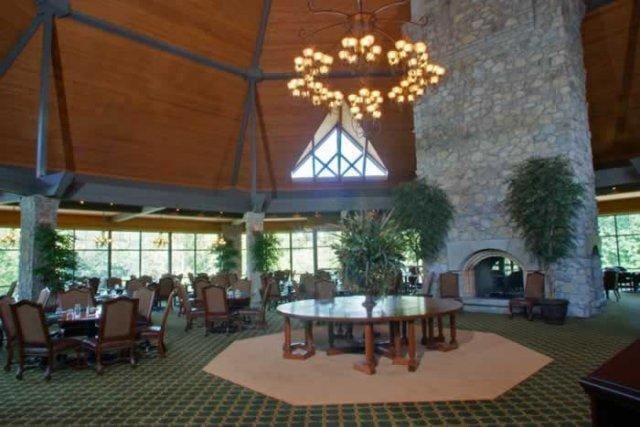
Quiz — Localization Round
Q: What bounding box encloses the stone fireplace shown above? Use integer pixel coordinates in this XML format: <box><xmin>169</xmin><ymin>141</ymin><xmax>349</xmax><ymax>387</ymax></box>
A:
<box><xmin>411</xmin><ymin>0</ymin><xmax>606</xmax><ymax>317</ymax></box>
<box><xmin>462</xmin><ymin>250</ymin><xmax>524</xmax><ymax>299</ymax></box>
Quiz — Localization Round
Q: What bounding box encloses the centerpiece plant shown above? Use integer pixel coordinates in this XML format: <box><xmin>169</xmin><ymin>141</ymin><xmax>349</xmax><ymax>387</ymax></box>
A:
<box><xmin>332</xmin><ymin>211</ymin><xmax>405</xmax><ymax>308</ymax></box>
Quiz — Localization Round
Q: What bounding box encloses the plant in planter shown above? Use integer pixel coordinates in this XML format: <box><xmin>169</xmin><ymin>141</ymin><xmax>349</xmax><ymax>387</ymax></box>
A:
<box><xmin>251</xmin><ymin>233</ymin><xmax>281</xmax><ymax>274</ymax></box>
<box><xmin>211</xmin><ymin>237</ymin><xmax>240</xmax><ymax>273</ymax></box>
<box><xmin>505</xmin><ymin>156</ymin><xmax>585</xmax><ymax>324</ymax></box>
<box><xmin>332</xmin><ymin>211</ymin><xmax>405</xmax><ymax>308</ymax></box>
<box><xmin>392</xmin><ymin>179</ymin><xmax>455</xmax><ymax>276</ymax></box>
<box><xmin>34</xmin><ymin>225</ymin><xmax>78</xmax><ymax>295</ymax></box>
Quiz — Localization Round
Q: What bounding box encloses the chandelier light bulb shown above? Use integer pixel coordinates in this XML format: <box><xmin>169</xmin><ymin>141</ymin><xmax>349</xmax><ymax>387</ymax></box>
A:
<box><xmin>303</xmin><ymin>47</ymin><xmax>314</xmax><ymax>57</ymax></box>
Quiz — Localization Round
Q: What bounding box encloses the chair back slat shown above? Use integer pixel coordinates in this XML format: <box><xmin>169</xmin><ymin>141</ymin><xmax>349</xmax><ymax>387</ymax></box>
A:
<box><xmin>525</xmin><ymin>272</ymin><xmax>545</xmax><ymax>298</ymax></box>
<box><xmin>203</xmin><ymin>285</ymin><xmax>228</xmax><ymax>316</ymax></box>
<box><xmin>175</xmin><ymin>284</ymin><xmax>192</xmax><ymax>312</ymax></box>
<box><xmin>439</xmin><ymin>272</ymin><xmax>460</xmax><ymax>299</ymax></box>
<box><xmin>133</xmin><ymin>287</ymin><xmax>155</xmax><ymax>322</ymax></box>
<box><xmin>6</xmin><ymin>281</ymin><xmax>17</xmax><ymax>298</ymax></box>
<box><xmin>194</xmin><ymin>279</ymin><xmax>210</xmax><ymax>302</ymax></box>
<box><xmin>58</xmin><ymin>288</ymin><xmax>94</xmax><ymax>311</ymax></box>
<box><xmin>100</xmin><ymin>298</ymin><xmax>137</xmax><ymax>342</ymax></box>
<box><xmin>0</xmin><ymin>296</ymin><xmax>16</xmax><ymax>337</ymax></box>
<box><xmin>11</xmin><ymin>301</ymin><xmax>49</xmax><ymax>346</ymax></box>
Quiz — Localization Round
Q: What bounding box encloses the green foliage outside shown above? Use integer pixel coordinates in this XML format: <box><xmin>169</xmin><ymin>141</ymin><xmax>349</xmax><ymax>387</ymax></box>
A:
<box><xmin>505</xmin><ymin>156</ymin><xmax>585</xmax><ymax>295</ymax></box>
<box><xmin>332</xmin><ymin>211</ymin><xmax>405</xmax><ymax>297</ymax></box>
<box><xmin>34</xmin><ymin>225</ymin><xmax>79</xmax><ymax>293</ymax></box>
<box><xmin>391</xmin><ymin>179</ymin><xmax>455</xmax><ymax>265</ymax></box>
<box><xmin>598</xmin><ymin>214</ymin><xmax>640</xmax><ymax>269</ymax></box>
<box><xmin>212</xmin><ymin>238</ymin><xmax>240</xmax><ymax>272</ymax></box>
<box><xmin>252</xmin><ymin>233</ymin><xmax>281</xmax><ymax>273</ymax></box>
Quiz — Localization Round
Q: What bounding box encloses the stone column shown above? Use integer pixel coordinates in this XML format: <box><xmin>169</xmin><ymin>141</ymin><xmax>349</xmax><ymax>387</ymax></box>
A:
<box><xmin>411</xmin><ymin>0</ymin><xmax>605</xmax><ymax>316</ymax></box>
<box><xmin>221</xmin><ymin>224</ymin><xmax>243</xmax><ymax>275</ymax></box>
<box><xmin>244</xmin><ymin>212</ymin><xmax>265</xmax><ymax>308</ymax></box>
<box><xmin>18</xmin><ymin>195</ymin><xmax>59</xmax><ymax>301</ymax></box>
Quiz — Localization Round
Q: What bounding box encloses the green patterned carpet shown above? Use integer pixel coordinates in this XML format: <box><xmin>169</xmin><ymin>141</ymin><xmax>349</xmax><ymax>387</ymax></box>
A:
<box><xmin>0</xmin><ymin>294</ymin><xmax>638</xmax><ymax>426</ymax></box>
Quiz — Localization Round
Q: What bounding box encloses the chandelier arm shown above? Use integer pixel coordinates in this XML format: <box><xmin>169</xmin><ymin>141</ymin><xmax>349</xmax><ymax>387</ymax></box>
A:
<box><xmin>299</xmin><ymin>21</ymin><xmax>347</xmax><ymax>40</ymax></box>
<box><xmin>370</xmin><ymin>0</ymin><xmax>409</xmax><ymax>16</ymax></box>
<box><xmin>306</xmin><ymin>0</ymin><xmax>350</xmax><ymax>18</ymax></box>
<box><xmin>372</xmin><ymin>26</ymin><xmax>397</xmax><ymax>44</ymax></box>
<box><xmin>375</xmin><ymin>18</ymin><xmax>426</xmax><ymax>28</ymax></box>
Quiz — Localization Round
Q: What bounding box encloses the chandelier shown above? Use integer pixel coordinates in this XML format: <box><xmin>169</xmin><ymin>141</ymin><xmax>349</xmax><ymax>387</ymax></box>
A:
<box><xmin>287</xmin><ymin>0</ymin><xmax>445</xmax><ymax>122</ymax></box>
<box><xmin>94</xmin><ymin>231</ymin><xmax>111</xmax><ymax>248</ymax></box>
<box><xmin>152</xmin><ymin>233</ymin><xmax>169</xmax><ymax>249</ymax></box>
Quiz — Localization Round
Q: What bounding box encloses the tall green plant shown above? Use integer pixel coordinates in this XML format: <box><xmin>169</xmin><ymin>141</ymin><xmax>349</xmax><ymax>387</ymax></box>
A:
<box><xmin>252</xmin><ymin>233</ymin><xmax>281</xmax><ymax>273</ymax></box>
<box><xmin>34</xmin><ymin>226</ymin><xmax>78</xmax><ymax>293</ymax></box>
<box><xmin>391</xmin><ymin>179</ymin><xmax>455</xmax><ymax>264</ymax></box>
<box><xmin>212</xmin><ymin>238</ymin><xmax>239</xmax><ymax>273</ymax></box>
<box><xmin>332</xmin><ymin>211</ymin><xmax>405</xmax><ymax>297</ymax></box>
<box><xmin>505</xmin><ymin>156</ymin><xmax>584</xmax><ymax>294</ymax></box>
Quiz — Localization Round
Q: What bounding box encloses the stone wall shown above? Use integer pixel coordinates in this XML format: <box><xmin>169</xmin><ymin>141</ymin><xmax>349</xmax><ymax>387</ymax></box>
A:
<box><xmin>411</xmin><ymin>0</ymin><xmax>605</xmax><ymax>316</ymax></box>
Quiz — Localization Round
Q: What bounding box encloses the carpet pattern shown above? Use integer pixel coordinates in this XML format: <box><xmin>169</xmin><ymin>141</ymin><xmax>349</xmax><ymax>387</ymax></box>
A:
<box><xmin>0</xmin><ymin>294</ymin><xmax>638</xmax><ymax>426</ymax></box>
<box><xmin>203</xmin><ymin>328</ymin><xmax>552</xmax><ymax>405</ymax></box>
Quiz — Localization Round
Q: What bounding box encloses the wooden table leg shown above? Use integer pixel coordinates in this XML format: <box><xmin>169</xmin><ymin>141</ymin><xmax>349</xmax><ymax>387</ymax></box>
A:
<box><xmin>282</xmin><ymin>316</ymin><xmax>292</xmax><ymax>357</ymax></box>
<box><xmin>437</xmin><ymin>316</ymin><xmax>445</xmax><ymax>342</ymax></box>
<box><xmin>449</xmin><ymin>313</ymin><xmax>458</xmax><ymax>349</ymax></box>
<box><xmin>328</xmin><ymin>323</ymin><xmax>335</xmax><ymax>349</ymax></box>
<box><xmin>407</xmin><ymin>320</ymin><xmax>418</xmax><ymax>372</ymax></box>
<box><xmin>283</xmin><ymin>317</ymin><xmax>315</xmax><ymax>360</ymax></box>
<box><xmin>354</xmin><ymin>323</ymin><xmax>376</xmax><ymax>375</ymax></box>
<box><xmin>305</xmin><ymin>321</ymin><xmax>315</xmax><ymax>354</ymax></box>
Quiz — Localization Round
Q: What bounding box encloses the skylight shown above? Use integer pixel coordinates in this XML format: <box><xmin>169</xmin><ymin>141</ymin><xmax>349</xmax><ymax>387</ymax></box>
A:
<box><xmin>291</xmin><ymin>109</ymin><xmax>388</xmax><ymax>181</ymax></box>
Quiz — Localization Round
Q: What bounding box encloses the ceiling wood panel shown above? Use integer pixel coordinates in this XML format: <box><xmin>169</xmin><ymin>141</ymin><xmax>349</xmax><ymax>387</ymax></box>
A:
<box><xmin>72</xmin><ymin>0</ymin><xmax>262</xmax><ymax>70</ymax></box>
<box><xmin>0</xmin><ymin>0</ymin><xmax>36</xmax><ymax>61</ymax></box>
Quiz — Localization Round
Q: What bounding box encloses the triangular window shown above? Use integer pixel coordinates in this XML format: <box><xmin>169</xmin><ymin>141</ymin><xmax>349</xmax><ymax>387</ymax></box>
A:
<box><xmin>291</xmin><ymin>108</ymin><xmax>388</xmax><ymax>181</ymax></box>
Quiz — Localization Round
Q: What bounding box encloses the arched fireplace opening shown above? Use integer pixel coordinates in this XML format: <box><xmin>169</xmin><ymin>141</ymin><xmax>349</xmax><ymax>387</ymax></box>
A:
<box><xmin>462</xmin><ymin>250</ymin><xmax>525</xmax><ymax>299</ymax></box>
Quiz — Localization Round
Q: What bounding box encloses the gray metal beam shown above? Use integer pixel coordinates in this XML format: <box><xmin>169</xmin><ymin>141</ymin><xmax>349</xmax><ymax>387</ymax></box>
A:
<box><xmin>0</xmin><ymin>193</ymin><xmax>21</xmax><ymax>205</ymax></box>
<box><xmin>631</xmin><ymin>156</ymin><xmax>640</xmax><ymax>174</ymax></box>
<box><xmin>0</xmin><ymin>16</ymin><xmax>41</xmax><ymax>78</ymax></box>
<box><xmin>267</xmin><ymin>194</ymin><xmax>391</xmax><ymax>214</ymax></box>
<box><xmin>36</xmin><ymin>10</ymin><xmax>54</xmax><ymax>178</ymax></box>
<box><xmin>68</xmin><ymin>10</ymin><xmax>247</xmax><ymax>79</ymax></box>
<box><xmin>249</xmin><ymin>86</ymin><xmax>258</xmax><ymax>205</ymax></box>
<box><xmin>595</xmin><ymin>165</ymin><xmax>640</xmax><ymax>189</ymax></box>
<box><xmin>111</xmin><ymin>207</ymin><xmax>165</xmax><ymax>223</ymax></box>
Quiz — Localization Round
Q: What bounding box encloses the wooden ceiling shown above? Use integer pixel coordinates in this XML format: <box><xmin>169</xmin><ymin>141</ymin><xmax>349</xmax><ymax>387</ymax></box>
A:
<box><xmin>0</xmin><ymin>0</ymin><xmax>637</xmax><ymax>196</ymax></box>
<box><xmin>583</xmin><ymin>0</ymin><xmax>640</xmax><ymax>169</ymax></box>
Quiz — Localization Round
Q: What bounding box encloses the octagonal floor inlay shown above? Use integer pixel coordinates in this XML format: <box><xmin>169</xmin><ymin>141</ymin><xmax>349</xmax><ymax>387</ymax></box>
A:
<box><xmin>203</xmin><ymin>327</ymin><xmax>552</xmax><ymax>406</ymax></box>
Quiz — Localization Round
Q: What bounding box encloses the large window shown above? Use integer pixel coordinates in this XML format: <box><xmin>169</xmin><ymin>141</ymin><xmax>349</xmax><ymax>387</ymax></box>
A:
<box><xmin>0</xmin><ymin>228</ymin><xmax>20</xmax><ymax>293</ymax></box>
<box><xmin>291</xmin><ymin>231</ymin><xmax>315</xmax><ymax>280</ymax></box>
<box><xmin>73</xmin><ymin>230</ymin><xmax>109</xmax><ymax>278</ymax></box>
<box><xmin>111</xmin><ymin>231</ymin><xmax>141</xmax><ymax>279</ymax></box>
<box><xmin>598</xmin><ymin>214</ymin><xmax>640</xmax><ymax>270</ymax></box>
<box><xmin>316</xmin><ymin>231</ymin><xmax>339</xmax><ymax>272</ymax></box>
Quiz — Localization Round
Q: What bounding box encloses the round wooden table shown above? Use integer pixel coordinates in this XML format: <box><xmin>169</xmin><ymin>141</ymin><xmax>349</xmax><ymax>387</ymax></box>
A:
<box><xmin>277</xmin><ymin>296</ymin><xmax>463</xmax><ymax>375</ymax></box>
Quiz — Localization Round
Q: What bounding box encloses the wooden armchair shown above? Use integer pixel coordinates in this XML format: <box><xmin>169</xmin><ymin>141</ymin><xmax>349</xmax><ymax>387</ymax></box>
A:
<box><xmin>82</xmin><ymin>297</ymin><xmax>138</xmax><ymax>374</ymax></box>
<box><xmin>125</xmin><ymin>279</ymin><xmax>143</xmax><ymax>297</ymax></box>
<box><xmin>0</xmin><ymin>296</ymin><xmax>16</xmax><ymax>371</ymax></box>
<box><xmin>193</xmin><ymin>278</ymin><xmax>211</xmax><ymax>308</ymax></box>
<box><xmin>138</xmin><ymin>290</ymin><xmax>175</xmax><ymax>357</ymax></box>
<box><xmin>603</xmin><ymin>270</ymin><xmax>620</xmax><ymax>302</ymax></box>
<box><xmin>57</xmin><ymin>288</ymin><xmax>94</xmax><ymax>311</ymax></box>
<box><xmin>87</xmin><ymin>277</ymin><xmax>100</xmax><ymax>296</ymax></box>
<box><xmin>176</xmin><ymin>284</ymin><xmax>204</xmax><ymax>331</ymax></box>
<box><xmin>156</xmin><ymin>277</ymin><xmax>175</xmax><ymax>309</ymax></box>
<box><xmin>236</xmin><ymin>281</ymin><xmax>270</xmax><ymax>329</ymax></box>
<box><xmin>202</xmin><ymin>285</ymin><xmax>237</xmax><ymax>335</ymax></box>
<box><xmin>262</xmin><ymin>275</ymin><xmax>281</xmax><ymax>308</ymax></box>
<box><xmin>11</xmin><ymin>300</ymin><xmax>84</xmax><ymax>380</ymax></box>
<box><xmin>509</xmin><ymin>272</ymin><xmax>545</xmax><ymax>320</ymax></box>
<box><xmin>5</xmin><ymin>281</ymin><xmax>17</xmax><ymax>298</ymax></box>
<box><xmin>299</xmin><ymin>274</ymin><xmax>316</xmax><ymax>300</ymax></box>
<box><xmin>314</xmin><ymin>279</ymin><xmax>336</xmax><ymax>300</ymax></box>
<box><xmin>133</xmin><ymin>287</ymin><xmax>155</xmax><ymax>327</ymax></box>
<box><xmin>106</xmin><ymin>277</ymin><xmax>122</xmax><ymax>290</ymax></box>
<box><xmin>36</xmin><ymin>287</ymin><xmax>51</xmax><ymax>307</ymax></box>
<box><xmin>439</xmin><ymin>272</ymin><xmax>461</xmax><ymax>300</ymax></box>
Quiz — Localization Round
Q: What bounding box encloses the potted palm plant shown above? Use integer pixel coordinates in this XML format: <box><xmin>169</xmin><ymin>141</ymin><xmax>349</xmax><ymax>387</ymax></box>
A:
<box><xmin>332</xmin><ymin>211</ymin><xmax>405</xmax><ymax>309</ymax></box>
<box><xmin>506</xmin><ymin>156</ymin><xmax>585</xmax><ymax>324</ymax></box>
<box><xmin>251</xmin><ymin>233</ymin><xmax>281</xmax><ymax>274</ymax></box>
<box><xmin>211</xmin><ymin>237</ymin><xmax>240</xmax><ymax>273</ymax></box>
<box><xmin>34</xmin><ymin>225</ymin><xmax>78</xmax><ymax>303</ymax></box>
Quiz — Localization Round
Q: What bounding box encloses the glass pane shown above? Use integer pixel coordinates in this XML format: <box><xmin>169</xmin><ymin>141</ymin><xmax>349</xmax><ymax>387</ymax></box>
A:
<box><xmin>196</xmin><ymin>234</ymin><xmax>218</xmax><ymax>251</ymax></box>
<box><xmin>314</xmin><ymin>129</ymin><xmax>338</xmax><ymax>162</ymax></box>
<box><xmin>112</xmin><ymin>231</ymin><xmax>140</xmax><ymax>250</ymax></box>
<box><xmin>292</xmin><ymin>157</ymin><xmax>314</xmax><ymax>179</ymax></box>
<box><xmin>196</xmin><ymin>251</ymin><xmax>217</xmax><ymax>274</ymax></box>
<box><xmin>111</xmin><ymin>250</ymin><xmax>140</xmax><ymax>279</ymax></box>
<box><xmin>172</xmin><ymin>250</ymin><xmax>195</xmax><ymax>276</ymax></box>
<box><xmin>292</xmin><ymin>248</ymin><xmax>314</xmax><ymax>278</ymax></box>
<box><xmin>274</xmin><ymin>233</ymin><xmax>290</xmax><ymax>249</ymax></box>
<box><xmin>318</xmin><ymin>158</ymin><xmax>338</xmax><ymax>177</ymax></box>
<box><xmin>617</xmin><ymin>235</ymin><xmax>640</xmax><ymax>270</ymax></box>
<box><xmin>73</xmin><ymin>230</ymin><xmax>104</xmax><ymax>250</ymax></box>
<box><xmin>341</xmin><ymin>135</ymin><xmax>363</xmax><ymax>162</ymax></box>
<box><xmin>599</xmin><ymin>236</ymin><xmax>618</xmax><ymax>268</ymax></box>
<box><xmin>317</xmin><ymin>231</ymin><xmax>339</xmax><ymax>247</ymax></box>
<box><xmin>141</xmin><ymin>250</ymin><xmax>169</xmax><ymax>279</ymax></box>
<box><xmin>342</xmin><ymin>162</ymin><xmax>362</xmax><ymax>177</ymax></box>
<box><xmin>76</xmin><ymin>250</ymin><xmax>108</xmax><ymax>278</ymax></box>
<box><xmin>0</xmin><ymin>248</ymin><xmax>19</xmax><ymax>292</ymax></box>
<box><xmin>141</xmin><ymin>232</ymin><xmax>169</xmax><ymax>250</ymax></box>
<box><xmin>0</xmin><ymin>228</ymin><xmax>20</xmax><ymax>250</ymax></box>
<box><xmin>364</xmin><ymin>157</ymin><xmax>388</xmax><ymax>177</ymax></box>
<box><xmin>597</xmin><ymin>216</ymin><xmax>616</xmax><ymax>236</ymax></box>
<box><xmin>316</xmin><ymin>246</ymin><xmax>338</xmax><ymax>271</ymax></box>
<box><xmin>172</xmin><ymin>233</ymin><xmax>195</xmax><ymax>250</ymax></box>
<box><xmin>615</xmin><ymin>214</ymin><xmax>640</xmax><ymax>236</ymax></box>
<box><xmin>291</xmin><ymin>232</ymin><xmax>313</xmax><ymax>248</ymax></box>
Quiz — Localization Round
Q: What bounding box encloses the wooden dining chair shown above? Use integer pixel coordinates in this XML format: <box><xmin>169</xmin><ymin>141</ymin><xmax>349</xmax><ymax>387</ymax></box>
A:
<box><xmin>439</xmin><ymin>272</ymin><xmax>461</xmax><ymax>300</ymax></box>
<box><xmin>202</xmin><ymin>285</ymin><xmax>237</xmax><ymax>335</ymax></box>
<box><xmin>509</xmin><ymin>272</ymin><xmax>545</xmax><ymax>320</ymax></box>
<box><xmin>87</xmin><ymin>277</ymin><xmax>100</xmax><ymax>296</ymax></box>
<box><xmin>125</xmin><ymin>279</ymin><xmax>143</xmax><ymax>297</ymax></box>
<box><xmin>11</xmin><ymin>300</ymin><xmax>84</xmax><ymax>380</ymax></box>
<box><xmin>57</xmin><ymin>288</ymin><xmax>94</xmax><ymax>311</ymax></box>
<box><xmin>133</xmin><ymin>287</ymin><xmax>155</xmax><ymax>327</ymax></box>
<box><xmin>236</xmin><ymin>280</ymin><xmax>271</xmax><ymax>329</ymax></box>
<box><xmin>0</xmin><ymin>296</ymin><xmax>16</xmax><ymax>371</ymax></box>
<box><xmin>82</xmin><ymin>297</ymin><xmax>138</xmax><ymax>374</ymax></box>
<box><xmin>156</xmin><ymin>277</ymin><xmax>175</xmax><ymax>308</ymax></box>
<box><xmin>299</xmin><ymin>274</ymin><xmax>316</xmax><ymax>300</ymax></box>
<box><xmin>5</xmin><ymin>281</ymin><xmax>17</xmax><ymax>298</ymax></box>
<box><xmin>36</xmin><ymin>287</ymin><xmax>51</xmax><ymax>307</ymax></box>
<box><xmin>193</xmin><ymin>278</ymin><xmax>211</xmax><ymax>308</ymax></box>
<box><xmin>106</xmin><ymin>277</ymin><xmax>122</xmax><ymax>290</ymax></box>
<box><xmin>233</xmin><ymin>279</ymin><xmax>252</xmax><ymax>294</ymax></box>
<box><xmin>176</xmin><ymin>284</ymin><xmax>204</xmax><ymax>331</ymax></box>
<box><xmin>314</xmin><ymin>279</ymin><xmax>336</xmax><ymax>300</ymax></box>
<box><xmin>138</xmin><ymin>290</ymin><xmax>175</xmax><ymax>357</ymax></box>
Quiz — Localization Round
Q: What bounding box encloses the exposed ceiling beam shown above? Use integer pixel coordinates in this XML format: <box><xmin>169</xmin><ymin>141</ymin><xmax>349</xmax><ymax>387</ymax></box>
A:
<box><xmin>0</xmin><ymin>15</ymin><xmax>41</xmax><ymax>78</ymax></box>
<box><xmin>631</xmin><ymin>156</ymin><xmax>640</xmax><ymax>173</ymax></box>
<box><xmin>111</xmin><ymin>207</ymin><xmax>165</xmax><ymax>223</ymax></box>
<box><xmin>595</xmin><ymin>164</ymin><xmax>640</xmax><ymax>189</ymax></box>
<box><xmin>586</xmin><ymin>0</ymin><xmax>617</xmax><ymax>12</ymax></box>
<box><xmin>230</xmin><ymin>0</ymin><xmax>272</xmax><ymax>186</ymax></box>
<box><xmin>255</xmin><ymin>89</ymin><xmax>278</xmax><ymax>195</ymax></box>
<box><xmin>0</xmin><ymin>193</ymin><xmax>21</xmax><ymax>205</ymax></box>
<box><xmin>51</xmin><ymin>19</ymin><xmax>75</xmax><ymax>171</ymax></box>
<box><xmin>36</xmin><ymin>9</ymin><xmax>54</xmax><ymax>178</ymax></box>
<box><xmin>67</xmin><ymin>10</ymin><xmax>247</xmax><ymax>78</ymax></box>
